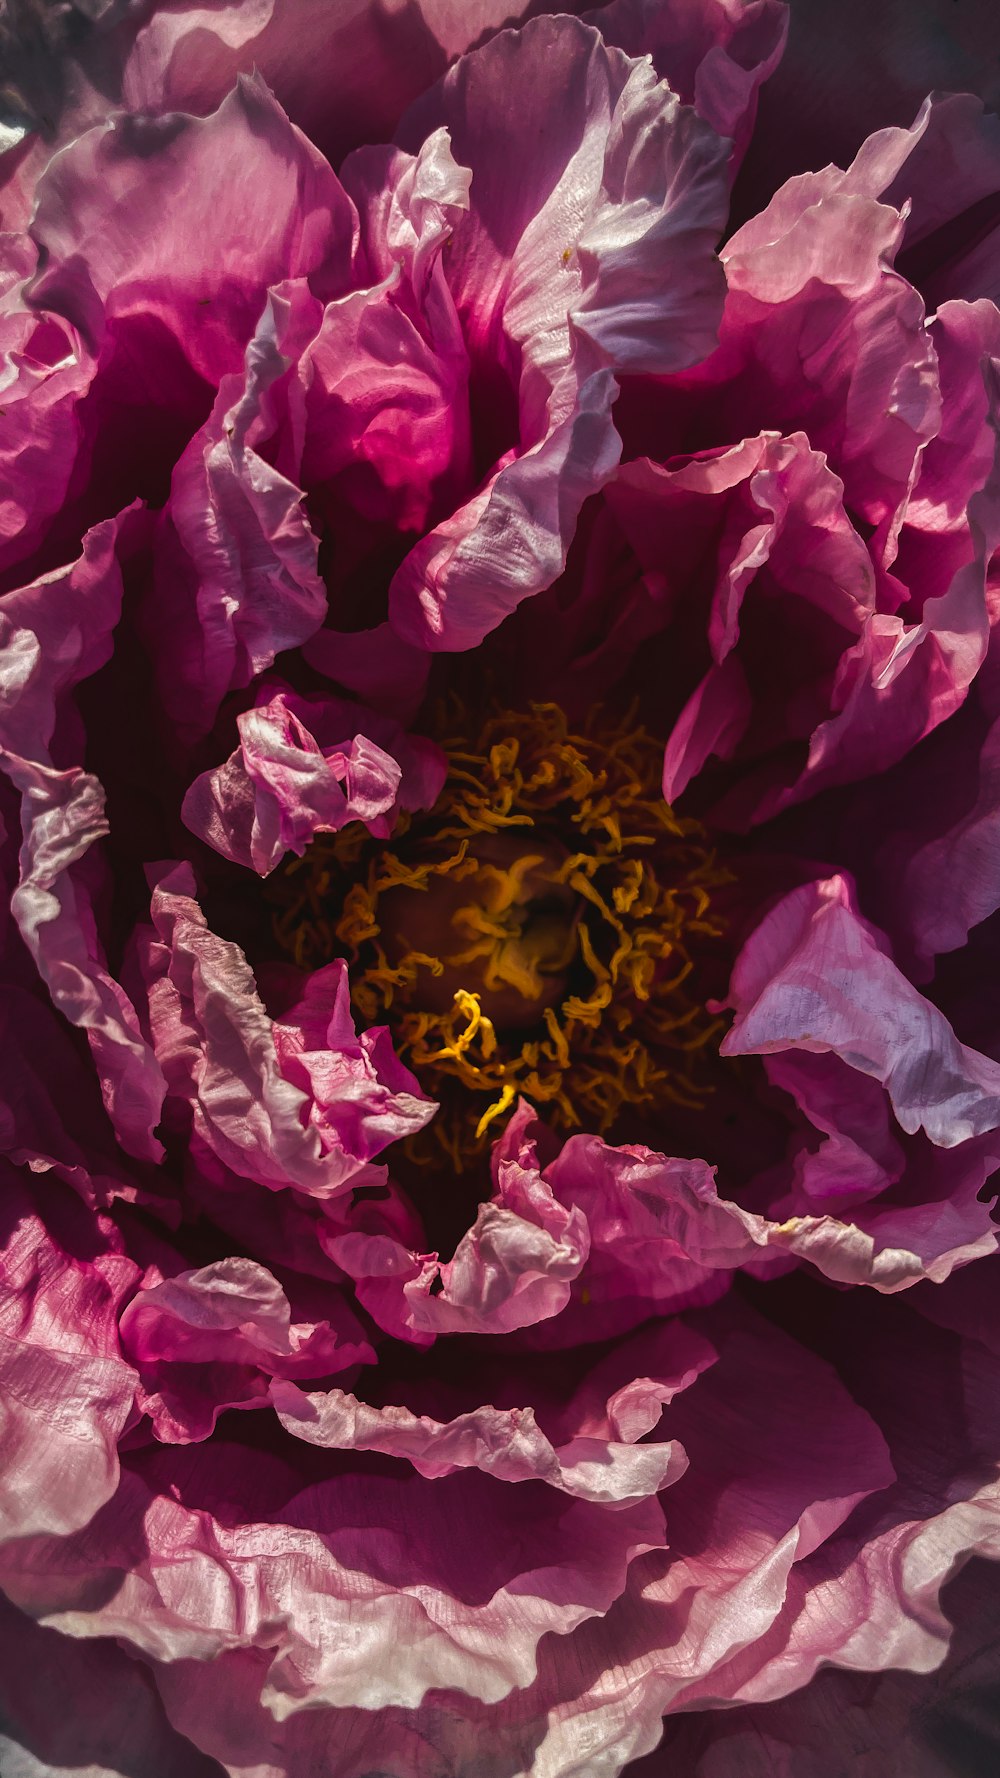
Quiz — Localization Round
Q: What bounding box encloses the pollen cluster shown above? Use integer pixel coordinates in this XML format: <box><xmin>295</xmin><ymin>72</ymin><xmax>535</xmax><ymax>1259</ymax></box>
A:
<box><xmin>271</xmin><ymin>703</ymin><xmax>728</xmax><ymax>1159</ymax></box>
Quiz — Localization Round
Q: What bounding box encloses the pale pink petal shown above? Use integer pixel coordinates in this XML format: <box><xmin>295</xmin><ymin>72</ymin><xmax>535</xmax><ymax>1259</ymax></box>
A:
<box><xmin>0</xmin><ymin>1172</ymin><xmax>137</xmax><ymax>1541</ymax></box>
<box><xmin>0</xmin><ymin>1459</ymin><xmax>664</xmax><ymax>1716</ymax></box>
<box><xmin>327</xmin><ymin>1116</ymin><xmax>590</xmax><ymax>1341</ymax></box>
<box><xmin>723</xmin><ymin>875</ymin><xmax>1000</xmax><ymax>1147</ymax></box>
<box><xmin>271</xmin><ymin>1318</ymin><xmax>699</xmax><ymax>1507</ymax></box>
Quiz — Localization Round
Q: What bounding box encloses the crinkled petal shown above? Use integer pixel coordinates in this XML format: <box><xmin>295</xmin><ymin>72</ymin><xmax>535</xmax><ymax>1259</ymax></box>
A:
<box><xmin>0</xmin><ymin>514</ymin><xmax>167</xmax><ymax>1160</ymax></box>
<box><xmin>182</xmin><ymin>683</ymin><xmax>444</xmax><ymax>873</ymax></box>
<box><xmin>0</xmin><ymin>1170</ymin><xmax>137</xmax><ymax>1542</ymax></box>
<box><xmin>148</xmin><ymin>284</ymin><xmax>330</xmax><ymax>741</ymax></box>
<box><xmin>141</xmin><ymin>864</ymin><xmax>432</xmax><ymax>1196</ymax></box>
<box><xmin>723</xmin><ymin>874</ymin><xmax>1000</xmax><ymax>1147</ymax></box>
<box><xmin>0</xmin><ymin>1455</ymin><xmax>664</xmax><ymax>1716</ymax></box>
<box><xmin>329</xmin><ymin>1116</ymin><xmax>590</xmax><ymax>1341</ymax></box>
<box><xmin>121</xmin><ymin>1257</ymin><xmax>374</xmax><ymax>1442</ymax></box>
<box><xmin>388</xmin><ymin>15</ymin><xmax>729</xmax><ymax>650</ymax></box>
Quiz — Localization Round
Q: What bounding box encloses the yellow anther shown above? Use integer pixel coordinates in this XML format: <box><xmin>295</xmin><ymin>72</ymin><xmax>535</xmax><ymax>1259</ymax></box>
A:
<box><xmin>267</xmin><ymin>696</ymin><xmax>732</xmax><ymax>1152</ymax></box>
<box><xmin>476</xmin><ymin>1082</ymin><xmax>517</xmax><ymax>1139</ymax></box>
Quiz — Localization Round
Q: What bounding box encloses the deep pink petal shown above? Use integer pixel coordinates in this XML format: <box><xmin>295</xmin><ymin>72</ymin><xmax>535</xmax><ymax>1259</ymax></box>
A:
<box><xmin>388</xmin><ymin>15</ymin><xmax>729</xmax><ymax>651</ymax></box>
<box><xmin>28</xmin><ymin>75</ymin><xmax>356</xmax><ymax>385</ymax></box>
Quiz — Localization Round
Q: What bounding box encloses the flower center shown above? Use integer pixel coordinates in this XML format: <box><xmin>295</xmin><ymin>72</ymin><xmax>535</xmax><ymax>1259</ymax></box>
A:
<box><xmin>271</xmin><ymin>703</ymin><xmax>729</xmax><ymax>1157</ymax></box>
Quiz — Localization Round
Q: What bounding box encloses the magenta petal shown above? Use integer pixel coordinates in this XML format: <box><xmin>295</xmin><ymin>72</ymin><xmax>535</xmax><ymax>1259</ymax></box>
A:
<box><xmin>142</xmin><ymin>865</ymin><xmax>433</xmax><ymax>1196</ymax></box>
<box><xmin>388</xmin><ymin>15</ymin><xmax>730</xmax><ymax>651</ymax></box>
<box><xmin>184</xmin><ymin>691</ymin><xmax>397</xmax><ymax>873</ymax></box>
<box><xmin>656</xmin><ymin>1292</ymin><xmax>1000</xmax><ymax>1725</ymax></box>
<box><xmin>120</xmin><ymin>0</ymin><xmax>536</xmax><ymax>165</ymax></box>
<box><xmin>29</xmin><ymin>74</ymin><xmax>356</xmax><ymax>384</ymax></box>
<box><xmin>0</xmin><ymin>1592</ymin><xmax>225</xmax><ymax>1778</ymax></box>
<box><xmin>306</xmin><ymin>128</ymin><xmax>473</xmax><ymax>534</ymax></box>
<box><xmin>900</xmin><ymin>713</ymin><xmax>1000</xmax><ymax>965</ymax></box>
<box><xmin>273</xmin><ymin>960</ymin><xmax>436</xmax><ymax>1162</ymax></box>
<box><xmin>0</xmin><ymin>254</ymin><xmax>92</xmax><ymax>581</ymax></box>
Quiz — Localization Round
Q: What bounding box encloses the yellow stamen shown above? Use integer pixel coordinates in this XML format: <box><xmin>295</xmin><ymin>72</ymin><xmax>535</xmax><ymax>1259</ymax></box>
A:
<box><xmin>267</xmin><ymin>700</ymin><xmax>731</xmax><ymax>1155</ymax></box>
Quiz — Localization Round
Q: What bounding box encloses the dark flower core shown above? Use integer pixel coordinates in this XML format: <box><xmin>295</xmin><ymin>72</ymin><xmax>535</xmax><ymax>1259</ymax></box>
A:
<box><xmin>272</xmin><ymin>703</ymin><xmax>729</xmax><ymax>1158</ymax></box>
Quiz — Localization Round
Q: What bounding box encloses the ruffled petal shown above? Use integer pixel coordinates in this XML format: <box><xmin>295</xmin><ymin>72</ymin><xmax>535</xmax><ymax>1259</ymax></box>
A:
<box><xmin>0</xmin><ymin>1171</ymin><xmax>137</xmax><ymax>1542</ymax></box>
<box><xmin>723</xmin><ymin>874</ymin><xmax>1000</xmax><ymax>1147</ymax></box>
<box><xmin>0</xmin><ymin>514</ymin><xmax>167</xmax><ymax>1160</ymax></box>
<box><xmin>387</xmin><ymin>15</ymin><xmax>729</xmax><ymax>651</ymax></box>
<box><xmin>271</xmin><ymin>1315</ymin><xmax>707</xmax><ymax>1506</ymax></box>
<box><xmin>0</xmin><ymin>1453</ymin><xmax>664</xmax><ymax>1716</ymax></box>
<box><xmin>121</xmin><ymin>1257</ymin><xmax>374</xmax><ymax>1442</ymax></box>
<box><xmin>182</xmin><ymin>683</ymin><xmax>445</xmax><ymax>874</ymax></box>
<box><xmin>148</xmin><ymin>283</ymin><xmax>329</xmax><ymax>741</ymax></box>
<box><xmin>28</xmin><ymin>74</ymin><xmax>356</xmax><ymax>385</ymax></box>
<box><xmin>140</xmin><ymin>864</ymin><xmax>434</xmax><ymax>1196</ymax></box>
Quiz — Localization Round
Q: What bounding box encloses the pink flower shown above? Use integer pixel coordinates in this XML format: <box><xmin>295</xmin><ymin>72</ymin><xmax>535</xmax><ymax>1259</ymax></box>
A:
<box><xmin>1</xmin><ymin>2</ymin><xmax>999</xmax><ymax>1774</ymax></box>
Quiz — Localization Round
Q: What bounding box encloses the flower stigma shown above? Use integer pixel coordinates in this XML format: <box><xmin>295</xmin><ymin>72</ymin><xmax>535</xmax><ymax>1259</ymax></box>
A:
<box><xmin>271</xmin><ymin>703</ymin><xmax>729</xmax><ymax>1161</ymax></box>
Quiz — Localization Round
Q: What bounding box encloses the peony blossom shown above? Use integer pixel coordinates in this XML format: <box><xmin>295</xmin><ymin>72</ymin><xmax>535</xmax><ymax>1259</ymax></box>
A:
<box><xmin>1</xmin><ymin>1</ymin><xmax>1000</xmax><ymax>1773</ymax></box>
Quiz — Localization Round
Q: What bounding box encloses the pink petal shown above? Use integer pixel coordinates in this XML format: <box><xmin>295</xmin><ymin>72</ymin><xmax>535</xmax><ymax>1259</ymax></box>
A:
<box><xmin>148</xmin><ymin>283</ymin><xmax>329</xmax><ymax>741</ymax></box>
<box><xmin>29</xmin><ymin>74</ymin><xmax>356</xmax><ymax>385</ymax></box>
<box><xmin>388</xmin><ymin>15</ymin><xmax>729</xmax><ymax>650</ymax></box>
<box><xmin>0</xmin><ymin>1173</ymin><xmax>137</xmax><ymax>1540</ymax></box>
<box><xmin>722</xmin><ymin>873</ymin><xmax>1000</xmax><ymax>1147</ymax></box>
<box><xmin>592</xmin><ymin>0</ymin><xmax>789</xmax><ymax>165</ymax></box>
<box><xmin>0</xmin><ymin>514</ymin><xmax>167</xmax><ymax>1160</ymax></box>
<box><xmin>141</xmin><ymin>865</ymin><xmax>433</xmax><ymax>1197</ymax></box>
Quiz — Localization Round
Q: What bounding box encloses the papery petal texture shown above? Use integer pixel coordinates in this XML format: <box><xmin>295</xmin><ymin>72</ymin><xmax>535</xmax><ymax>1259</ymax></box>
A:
<box><xmin>1</xmin><ymin>5</ymin><xmax>1000</xmax><ymax>1776</ymax></box>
